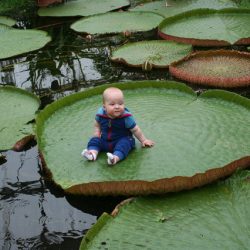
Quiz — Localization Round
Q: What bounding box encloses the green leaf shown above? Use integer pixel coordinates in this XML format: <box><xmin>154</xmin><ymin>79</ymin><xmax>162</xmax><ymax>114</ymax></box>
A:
<box><xmin>0</xmin><ymin>16</ymin><xmax>16</xmax><ymax>26</ymax></box>
<box><xmin>80</xmin><ymin>170</ymin><xmax>250</xmax><ymax>249</ymax></box>
<box><xmin>38</xmin><ymin>0</ymin><xmax>130</xmax><ymax>17</ymax></box>
<box><xmin>70</xmin><ymin>11</ymin><xmax>164</xmax><ymax>35</ymax></box>
<box><xmin>36</xmin><ymin>81</ymin><xmax>250</xmax><ymax>195</ymax></box>
<box><xmin>158</xmin><ymin>8</ymin><xmax>250</xmax><ymax>45</ymax></box>
<box><xmin>111</xmin><ymin>40</ymin><xmax>192</xmax><ymax>69</ymax></box>
<box><xmin>0</xmin><ymin>86</ymin><xmax>40</xmax><ymax>150</ymax></box>
<box><xmin>131</xmin><ymin>0</ymin><xmax>240</xmax><ymax>17</ymax></box>
<box><xmin>0</xmin><ymin>25</ymin><xmax>51</xmax><ymax>59</ymax></box>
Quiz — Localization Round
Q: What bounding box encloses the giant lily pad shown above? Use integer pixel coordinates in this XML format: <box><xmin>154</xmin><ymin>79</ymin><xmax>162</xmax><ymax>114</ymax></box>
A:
<box><xmin>158</xmin><ymin>8</ymin><xmax>250</xmax><ymax>46</ymax></box>
<box><xmin>131</xmin><ymin>0</ymin><xmax>241</xmax><ymax>18</ymax></box>
<box><xmin>169</xmin><ymin>50</ymin><xmax>250</xmax><ymax>88</ymax></box>
<box><xmin>38</xmin><ymin>0</ymin><xmax>130</xmax><ymax>17</ymax></box>
<box><xmin>80</xmin><ymin>170</ymin><xmax>250</xmax><ymax>249</ymax></box>
<box><xmin>111</xmin><ymin>40</ymin><xmax>192</xmax><ymax>70</ymax></box>
<box><xmin>70</xmin><ymin>11</ymin><xmax>164</xmax><ymax>35</ymax></box>
<box><xmin>0</xmin><ymin>24</ymin><xmax>51</xmax><ymax>59</ymax></box>
<box><xmin>0</xmin><ymin>16</ymin><xmax>16</xmax><ymax>26</ymax></box>
<box><xmin>0</xmin><ymin>86</ymin><xmax>40</xmax><ymax>150</ymax></box>
<box><xmin>36</xmin><ymin>81</ymin><xmax>250</xmax><ymax>196</ymax></box>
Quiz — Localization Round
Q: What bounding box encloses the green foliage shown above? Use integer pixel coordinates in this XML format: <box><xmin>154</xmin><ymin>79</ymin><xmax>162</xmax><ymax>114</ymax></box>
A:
<box><xmin>38</xmin><ymin>0</ymin><xmax>130</xmax><ymax>17</ymax></box>
<box><xmin>0</xmin><ymin>26</ymin><xmax>51</xmax><ymax>59</ymax></box>
<box><xmin>131</xmin><ymin>0</ymin><xmax>240</xmax><ymax>17</ymax></box>
<box><xmin>111</xmin><ymin>40</ymin><xmax>192</xmax><ymax>69</ymax></box>
<box><xmin>80</xmin><ymin>170</ymin><xmax>250</xmax><ymax>249</ymax></box>
<box><xmin>36</xmin><ymin>81</ymin><xmax>250</xmax><ymax>195</ymax></box>
<box><xmin>158</xmin><ymin>8</ymin><xmax>250</xmax><ymax>45</ymax></box>
<box><xmin>0</xmin><ymin>86</ymin><xmax>40</xmax><ymax>150</ymax></box>
<box><xmin>70</xmin><ymin>11</ymin><xmax>164</xmax><ymax>35</ymax></box>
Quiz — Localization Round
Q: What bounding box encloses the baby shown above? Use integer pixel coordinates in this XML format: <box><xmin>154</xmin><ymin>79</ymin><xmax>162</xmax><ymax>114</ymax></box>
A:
<box><xmin>81</xmin><ymin>87</ymin><xmax>154</xmax><ymax>165</ymax></box>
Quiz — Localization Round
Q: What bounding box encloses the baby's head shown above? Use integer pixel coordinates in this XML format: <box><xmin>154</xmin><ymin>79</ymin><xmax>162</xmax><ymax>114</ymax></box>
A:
<box><xmin>102</xmin><ymin>87</ymin><xmax>125</xmax><ymax>118</ymax></box>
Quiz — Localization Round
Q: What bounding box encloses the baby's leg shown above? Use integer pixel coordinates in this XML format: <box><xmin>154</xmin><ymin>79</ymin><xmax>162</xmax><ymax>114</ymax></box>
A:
<box><xmin>81</xmin><ymin>137</ymin><xmax>102</xmax><ymax>161</ymax></box>
<box><xmin>107</xmin><ymin>137</ymin><xmax>135</xmax><ymax>165</ymax></box>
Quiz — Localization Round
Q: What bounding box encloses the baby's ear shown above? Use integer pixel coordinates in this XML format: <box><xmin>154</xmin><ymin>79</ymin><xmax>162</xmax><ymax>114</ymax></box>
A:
<box><xmin>103</xmin><ymin>104</ymin><xmax>106</xmax><ymax>110</ymax></box>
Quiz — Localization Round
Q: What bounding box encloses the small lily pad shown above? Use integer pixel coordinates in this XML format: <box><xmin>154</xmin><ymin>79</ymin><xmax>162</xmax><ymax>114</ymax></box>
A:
<box><xmin>38</xmin><ymin>0</ymin><xmax>130</xmax><ymax>17</ymax></box>
<box><xmin>169</xmin><ymin>50</ymin><xmax>250</xmax><ymax>88</ymax></box>
<box><xmin>131</xmin><ymin>0</ymin><xmax>240</xmax><ymax>17</ymax></box>
<box><xmin>111</xmin><ymin>40</ymin><xmax>192</xmax><ymax>70</ymax></box>
<box><xmin>70</xmin><ymin>11</ymin><xmax>164</xmax><ymax>35</ymax></box>
<box><xmin>0</xmin><ymin>86</ymin><xmax>40</xmax><ymax>150</ymax></box>
<box><xmin>0</xmin><ymin>16</ymin><xmax>16</xmax><ymax>26</ymax></box>
<box><xmin>0</xmin><ymin>24</ymin><xmax>51</xmax><ymax>59</ymax></box>
<box><xmin>158</xmin><ymin>8</ymin><xmax>250</xmax><ymax>46</ymax></box>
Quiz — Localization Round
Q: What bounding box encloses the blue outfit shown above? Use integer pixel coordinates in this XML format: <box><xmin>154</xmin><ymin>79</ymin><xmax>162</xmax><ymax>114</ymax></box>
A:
<box><xmin>87</xmin><ymin>107</ymin><xmax>136</xmax><ymax>160</ymax></box>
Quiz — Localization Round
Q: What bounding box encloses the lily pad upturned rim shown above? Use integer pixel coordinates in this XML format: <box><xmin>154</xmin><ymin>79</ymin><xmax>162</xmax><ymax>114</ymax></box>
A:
<box><xmin>110</xmin><ymin>40</ymin><xmax>192</xmax><ymax>69</ymax></box>
<box><xmin>37</xmin><ymin>80</ymin><xmax>250</xmax><ymax>196</ymax></box>
<box><xmin>158</xmin><ymin>8</ymin><xmax>250</xmax><ymax>46</ymax></box>
<box><xmin>80</xmin><ymin>171</ymin><xmax>250</xmax><ymax>249</ymax></box>
<box><xmin>1</xmin><ymin>85</ymin><xmax>41</xmax><ymax>101</ymax></box>
<box><xmin>169</xmin><ymin>49</ymin><xmax>250</xmax><ymax>88</ymax></box>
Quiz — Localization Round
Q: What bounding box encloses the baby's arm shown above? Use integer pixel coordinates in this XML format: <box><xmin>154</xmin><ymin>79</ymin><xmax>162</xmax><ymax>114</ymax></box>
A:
<box><xmin>93</xmin><ymin>120</ymin><xmax>101</xmax><ymax>137</ymax></box>
<box><xmin>130</xmin><ymin>125</ymin><xmax>154</xmax><ymax>147</ymax></box>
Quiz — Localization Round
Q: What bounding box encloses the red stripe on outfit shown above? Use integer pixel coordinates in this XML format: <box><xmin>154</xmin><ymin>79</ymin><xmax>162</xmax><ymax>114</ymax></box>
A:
<box><xmin>107</xmin><ymin>119</ymin><xmax>112</xmax><ymax>141</ymax></box>
<box><xmin>96</xmin><ymin>113</ymin><xmax>131</xmax><ymax>118</ymax></box>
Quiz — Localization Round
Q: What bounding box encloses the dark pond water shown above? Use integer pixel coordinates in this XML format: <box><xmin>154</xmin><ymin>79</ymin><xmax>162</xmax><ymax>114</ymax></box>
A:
<box><xmin>0</xmin><ymin>2</ymin><xmax>250</xmax><ymax>249</ymax></box>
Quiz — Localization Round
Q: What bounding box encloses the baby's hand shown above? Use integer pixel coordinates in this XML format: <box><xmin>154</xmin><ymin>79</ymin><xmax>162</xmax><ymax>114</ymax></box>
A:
<box><xmin>141</xmin><ymin>139</ymin><xmax>155</xmax><ymax>147</ymax></box>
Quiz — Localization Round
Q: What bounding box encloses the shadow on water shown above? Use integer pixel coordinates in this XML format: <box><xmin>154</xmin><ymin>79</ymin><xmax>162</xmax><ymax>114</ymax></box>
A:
<box><xmin>0</xmin><ymin>1</ymin><xmax>250</xmax><ymax>249</ymax></box>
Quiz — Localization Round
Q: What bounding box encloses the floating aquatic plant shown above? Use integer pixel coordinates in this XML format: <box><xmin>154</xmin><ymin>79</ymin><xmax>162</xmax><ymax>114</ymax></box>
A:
<box><xmin>70</xmin><ymin>11</ymin><xmax>164</xmax><ymax>35</ymax></box>
<box><xmin>36</xmin><ymin>81</ymin><xmax>250</xmax><ymax>196</ymax></box>
<box><xmin>131</xmin><ymin>0</ymin><xmax>240</xmax><ymax>18</ymax></box>
<box><xmin>38</xmin><ymin>0</ymin><xmax>130</xmax><ymax>17</ymax></box>
<box><xmin>80</xmin><ymin>170</ymin><xmax>250</xmax><ymax>249</ymax></box>
<box><xmin>169</xmin><ymin>50</ymin><xmax>250</xmax><ymax>88</ymax></box>
<box><xmin>0</xmin><ymin>16</ymin><xmax>16</xmax><ymax>26</ymax></box>
<box><xmin>158</xmin><ymin>8</ymin><xmax>250</xmax><ymax>46</ymax></box>
<box><xmin>0</xmin><ymin>24</ymin><xmax>51</xmax><ymax>59</ymax></box>
<box><xmin>0</xmin><ymin>86</ymin><xmax>40</xmax><ymax>150</ymax></box>
<box><xmin>111</xmin><ymin>40</ymin><xmax>192</xmax><ymax>70</ymax></box>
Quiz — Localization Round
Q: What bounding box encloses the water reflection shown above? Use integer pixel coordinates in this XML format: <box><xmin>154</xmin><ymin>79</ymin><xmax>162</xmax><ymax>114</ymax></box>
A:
<box><xmin>0</xmin><ymin>147</ymin><xmax>96</xmax><ymax>249</ymax></box>
<box><xmin>0</xmin><ymin>21</ymin><xmax>168</xmax><ymax>101</ymax></box>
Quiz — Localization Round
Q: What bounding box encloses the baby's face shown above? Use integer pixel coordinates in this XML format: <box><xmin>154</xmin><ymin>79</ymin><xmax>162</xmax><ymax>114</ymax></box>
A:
<box><xmin>103</xmin><ymin>92</ymin><xmax>125</xmax><ymax>118</ymax></box>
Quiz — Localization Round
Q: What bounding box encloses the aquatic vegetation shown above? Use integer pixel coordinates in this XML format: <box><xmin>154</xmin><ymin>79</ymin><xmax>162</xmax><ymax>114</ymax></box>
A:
<box><xmin>158</xmin><ymin>8</ymin><xmax>250</xmax><ymax>46</ymax></box>
<box><xmin>130</xmin><ymin>0</ymin><xmax>241</xmax><ymax>17</ymax></box>
<box><xmin>0</xmin><ymin>24</ymin><xmax>51</xmax><ymax>59</ymax></box>
<box><xmin>0</xmin><ymin>16</ymin><xmax>16</xmax><ymax>26</ymax></box>
<box><xmin>38</xmin><ymin>0</ymin><xmax>130</xmax><ymax>17</ymax></box>
<box><xmin>169</xmin><ymin>50</ymin><xmax>250</xmax><ymax>88</ymax></box>
<box><xmin>111</xmin><ymin>40</ymin><xmax>192</xmax><ymax>70</ymax></box>
<box><xmin>80</xmin><ymin>170</ymin><xmax>250</xmax><ymax>249</ymax></box>
<box><xmin>70</xmin><ymin>11</ymin><xmax>164</xmax><ymax>35</ymax></box>
<box><xmin>0</xmin><ymin>86</ymin><xmax>40</xmax><ymax>150</ymax></box>
<box><xmin>36</xmin><ymin>81</ymin><xmax>250</xmax><ymax>196</ymax></box>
